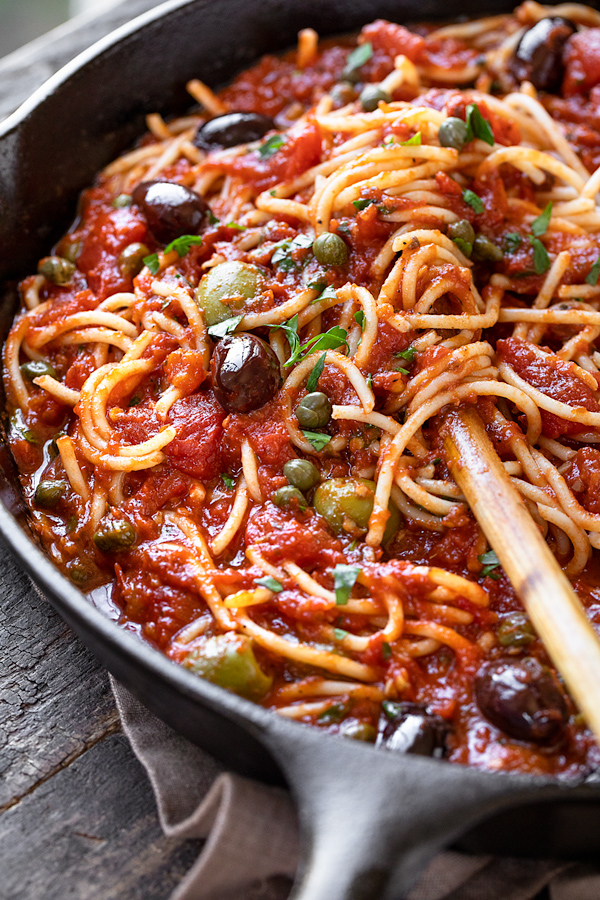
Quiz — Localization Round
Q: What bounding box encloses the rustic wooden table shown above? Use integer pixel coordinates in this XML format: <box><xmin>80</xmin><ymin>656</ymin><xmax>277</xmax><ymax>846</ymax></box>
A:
<box><xmin>0</xmin><ymin>3</ymin><xmax>201</xmax><ymax>897</ymax></box>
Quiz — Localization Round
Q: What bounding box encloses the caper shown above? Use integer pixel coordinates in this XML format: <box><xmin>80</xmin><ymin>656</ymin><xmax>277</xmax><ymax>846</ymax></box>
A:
<box><xmin>20</xmin><ymin>359</ymin><xmax>57</xmax><ymax>381</ymax></box>
<box><xmin>195</xmin><ymin>260</ymin><xmax>266</xmax><ymax>326</ymax></box>
<box><xmin>497</xmin><ymin>612</ymin><xmax>537</xmax><ymax>648</ymax></box>
<box><xmin>182</xmin><ymin>633</ymin><xmax>273</xmax><ymax>701</ymax></box>
<box><xmin>59</xmin><ymin>238</ymin><xmax>82</xmax><ymax>264</ymax></box>
<box><xmin>339</xmin><ymin>719</ymin><xmax>377</xmax><ymax>742</ymax></box>
<box><xmin>360</xmin><ymin>84</ymin><xmax>391</xmax><ymax>112</ymax></box>
<box><xmin>34</xmin><ymin>479</ymin><xmax>66</xmax><ymax>508</ymax></box>
<box><xmin>93</xmin><ymin>518</ymin><xmax>136</xmax><ymax>553</ymax></box>
<box><xmin>112</xmin><ymin>193</ymin><xmax>132</xmax><ymax>208</ymax></box>
<box><xmin>447</xmin><ymin>219</ymin><xmax>476</xmax><ymax>246</ymax></box>
<box><xmin>118</xmin><ymin>242</ymin><xmax>150</xmax><ymax>279</ymax></box>
<box><xmin>438</xmin><ymin>117</ymin><xmax>469</xmax><ymax>150</ymax></box>
<box><xmin>472</xmin><ymin>234</ymin><xmax>504</xmax><ymax>262</ymax></box>
<box><xmin>295</xmin><ymin>392</ymin><xmax>332</xmax><ymax>428</ymax></box>
<box><xmin>284</xmin><ymin>458</ymin><xmax>320</xmax><ymax>492</ymax></box>
<box><xmin>312</xmin><ymin>232</ymin><xmax>349</xmax><ymax>267</ymax></box>
<box><xmin>38</xmin><ymin>256</ymin><xmax>76</xmax><ymax>285</ymax></box>
<box><xmin>66</xmin><ymin>560</ymin><xmax>90</xmax><ymax>584</ymax></box>
<box><xmin>314</xmin><ymin>477</ymin><xmax>401</xmax><ymax>544</ymax></box>
<box><xmin>273</xmin><ymin>485</ymin><xmax>307</xmax><ymax>510</ymax></box>
<box><xmin>330</xmin><ymin>81</ymin><xmax>356</xmax><ymax>108</ymax></box>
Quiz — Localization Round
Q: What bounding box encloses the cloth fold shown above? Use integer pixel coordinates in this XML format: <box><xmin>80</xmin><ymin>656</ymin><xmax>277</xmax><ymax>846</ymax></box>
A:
<box><xmin>111</xmin><ymin>679</ymin><xmax>600</xmax><ymax>900</ymax></box>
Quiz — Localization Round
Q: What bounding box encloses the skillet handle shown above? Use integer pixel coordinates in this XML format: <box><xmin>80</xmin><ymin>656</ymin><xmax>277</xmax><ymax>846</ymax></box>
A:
<box><xmin>266</xmin><ymin>724</ymin><xmax>551</xmax><ymax>900</ymax></box>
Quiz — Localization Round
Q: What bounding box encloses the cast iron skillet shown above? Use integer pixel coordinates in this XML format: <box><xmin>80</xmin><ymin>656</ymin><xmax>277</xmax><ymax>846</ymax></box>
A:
<box><xmin>1</xmin><ymin>1</ymin><xmax>600</xmax><ymax>896</ymax></box>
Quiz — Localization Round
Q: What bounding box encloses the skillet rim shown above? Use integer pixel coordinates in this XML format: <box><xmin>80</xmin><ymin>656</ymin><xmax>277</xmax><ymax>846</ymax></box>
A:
<box><xmin>0</xmin><ymin>0</ymin><xmax>598</xmax><ymax>797</ymax></box>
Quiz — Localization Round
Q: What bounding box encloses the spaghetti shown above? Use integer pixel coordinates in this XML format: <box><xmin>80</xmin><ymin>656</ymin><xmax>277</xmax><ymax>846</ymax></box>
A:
<box><xmin>6</xmin><ymin>1</ymin><xmax>600</xmax><ymax>777</ymax></box>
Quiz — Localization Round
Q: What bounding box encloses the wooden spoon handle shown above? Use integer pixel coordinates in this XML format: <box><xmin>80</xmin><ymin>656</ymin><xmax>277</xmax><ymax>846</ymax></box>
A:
<box><xmin>442</xmin><ymin>406</ymin><xmax>600</xmax><ymax>743</ymax></box>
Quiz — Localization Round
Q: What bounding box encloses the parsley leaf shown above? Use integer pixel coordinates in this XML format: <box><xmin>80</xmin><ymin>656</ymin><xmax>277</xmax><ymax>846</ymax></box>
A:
<box><xmin>345</xmin><ymin>42</ymin><xmax>373</xmax><ymax>73</ymax></box>
<box><xmin>586</xmin><ymin>255</ymin><xmax>600</xmax><ymax>286</ymax></box>
<box><xmin>207</xmin><ymin>314</ymin><xmax>244</xmax><ymax>339</ymax></box>
<box><xmin>207</xmin><ymin>209</ymin><xmax>219</xmax><ymax>225</ymax></box>
<box><xmin>258</xmin><ymin>134</ymin><xmax>285</xmax><ymax>159</ymax></box>
<box><xmin>530</xmin><ymin>237</ymin><xmax>550</xmax><ymax>275</ymax></box>
<box><xmin>531</xmin><ymin>202</ymin><xmax>552</xmax><ymax>238</ymax></box>
<box><xmin>306</xmin><ymin>352</ymin><xmax>326</xmax><ymax>392</ymax></box>
<box><xmin>226</xmin><ymin>222</ymin><xmax>246</xmax><ymax>231</ymax></box>
<box><xmin>255</xmin><ymin>576</ymin><xmax>283</xmax><ymax>593</ymax></box>
<box><xmin>333</xmin><ymin>627</ymin><xmax>349</xmax><ymax>641</ymax></box>
<box><xmin>333</xmin><ymin>564</ymin><xmax>361</xmax><ymax>605</ymax></box>
<box><xmin>272</xmin><ymin>314</ymin><xmax>300</xmax><ymax>360</ymax></box>
<box><xmin>462</xmin><ymin>189</ymin><xmax>484</xmax><ymax>214</ymax></box>
<box><xmin>164</xmin><ymin>234</ymin><xmax>203</xmax><ymax>257</ymax></box>
<box><xmin>314</xmin><ymin>285</ymin><xmax>338</xmax><ymax>302</ymax></box>
<box><xmin>353</xmin><ymin>198</ymin><xmax>376</xmax><ymax>211</ymax></box>
<box><xmin>382</xmin><ymin>641</ymin><xmax>392</xmax><ymax>661</ymax></box>
<box><xmin>354</xmin><ymin>310</ymin><xmax>366</xmax><ymax>330</ymax></box>
<box><xmin>504</xmin><ymin>232</ymin><xmax>522</xmax><ymax>253</ymax></box>
<box><xmin>290</xmin><ymin>326</ymin><xmax>348</xmax><ymax>367</ymax></box>
<box><xmin>478</xmin><ymin>549</ymin><xmax>501</xmax><ymax>579</ymax></box>
<box><xmin>465</xmin><ymin>103</ymin><xmax>494</xmax><ymax>146</ymax></box>
<box><xmin>395</xmin><ymin>347</ymin><xmax>416</xmax><ymax>363</ymax></box>
<box><xmin>396</xmin><ymin>366</ymin><xmax>409</xmax><ymax>375</ymax></box>
<box><xmin>143</xmin><ymin>253</ymin><xmax>160</xmax><ymax>275</ymax></box>
<box><xmin>302</xmin><ymin>430</ymin><xmax>331</xmax><ymax>451</ymax></box>
<box><xmin>271</xmin><ymin>233</ymin><xmax>313</xmax><ymax>271</ymax></box>
<box><xmin>221</xmin><ymin>473</ymin><xmax>236</xmax><ymax>489</ymax></box>
<box><xmin>400</xmin><ymin>132</ymin><xmax>421</xmax><ymax>146</ymax></box>
<box><xmin>308</xmin><ymin>280</ymin><xmax>326</xmax><ymax>292</ymax></box>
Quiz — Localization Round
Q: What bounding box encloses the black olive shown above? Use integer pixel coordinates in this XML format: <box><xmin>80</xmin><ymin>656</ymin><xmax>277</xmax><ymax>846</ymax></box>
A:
<box><xmin>131</xmin><ymin>180</ymin><xmax>208</xmax><ymax>245</ymax></box>
<box><xmin>377</xmin><ymin>702</ymin><xmax>449</xmax><ymax>758</ymax></box>
<box><xmin>194</xmin><ymin>112</ymin><xmax>275</xmax><ymax>151</ymax></box>
<box><xmin>510</xmin><ymin>17</ymin><xmax>576</xmax><ymax>92</ymax></box>
<box><xmin>475</xmin><ymin>657</ymin><xmax>568</xmax><ymax>745</ymax></box>
<box><xmin>211</xmin><ymin>333</ymin><xmax>281</xmax><ymax>413</ymax></box>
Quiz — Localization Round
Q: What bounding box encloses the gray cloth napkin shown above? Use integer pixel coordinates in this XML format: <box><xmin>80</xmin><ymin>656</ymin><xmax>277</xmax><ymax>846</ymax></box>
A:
<box><xmin>111</xmin><ymin>679</ymin><xmax>600</xmax><ymax>900</ymax></box>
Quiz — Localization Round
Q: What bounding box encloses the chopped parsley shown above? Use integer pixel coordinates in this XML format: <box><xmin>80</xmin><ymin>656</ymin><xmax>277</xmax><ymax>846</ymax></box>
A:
<box><xmin>465</xmin><ymin>103</ymin><xmax>494</xmax><ymax>146</ymax></box>
<box><xmin>306</xmin><ymin>352</ymin><xmax>326</xmax><ymax>392</ymax></box>
<box><xmin>255</xmin><ymin>575</ymin><xmax>283</xmax><ymax>593</ymax></box>
<box><xmin>531</xmin><ymin>202</ymin><xmax>552</xmax><ymax>238</ymax></box>
<box><xmin>164</xmin><ymin>234</ymin><xmax>203</xmax><ymax>257</ymax></box>
<box><xmin>333</xmin><ymin>627</ymin><xmax>349</xmax><ymax>641</ymax></box>
<box><xmin>307</xmin><ymin>280</ymin><xmax>326</xmax><ymax>292</ymax></box>
<box><xmin>462</xmin><ymin>189</ymin><xmax>484</xmax><ymax>214</ymax></box>
<box><xmin>258</xmin><ymin>133</ymin><xmax>285</xmax><ymax>159</ymax></box>
<box><xmin>314</xmin><ymin>285</ymin><xmax>338</xmax><ymax>303</ymax></box>
<box><xmin>206</xmin><ymin>209</ymin><xmax>220</xmax><ymax>225</ymax></box>
<box><xmin>353</xmin><ymin>198</ymin><xmax>376</xmax><ymax>211</ymax></box>
<box><xmin>381</xmin><ymin>641</ymin><xmax>392</xmax><ymax>661</ymax></box>
<box><xmin>274</xmin><ymin>315</ymin><xmax>348</xmax><ymax>368</ymax></box>
<box><xmin>271</xmin><ymin>233</ymin><xmax>313</xmax><ymax>271</ymax></box>
<box><xmin>207</xmin><ymin>314</ymin><xmax>244</xmax><ymax>339</ymax></box>
<box><xmin>395</xmin><ymin>366</ymin><xmax>409</xmax><ymax>375</ymax></box>
<box><xmin>354</xmin><ymin>310</ymin><xmax>366</xmax><ymax>330</ymax></box>
<box><xmin>302</xmin><ymin>430</ymin><xmax>331</xmax><ymax>451</ymax></box>
<box><xmin>395</xmin><ymin>347</ymin><xmax>416</xmax><ymax>363</ymax></box>
<box><xmin>333</xmin><ymin>564</ymin><xmax>361</xmax><ymax>605</ymax></box>
<box><xmin>226</xmin><ymin>221</ymin><xmax>246</xmax><ymax>231</ymax></box>
<box><xmin>345</xmin><ymin>42</ymin><xmax>373</xmax><ymax>74</ymax></box>
<box><xmin>400</xmin><ymin>132</ymin><xmax>422</xmax><ymax>146</ymax></box>
<box><xmin>221</xmin><ymin>473</ymin><xmax>236</xmax><ymax>489</ymax></box>
<box><xmin>143</xmin><ymin>253</ymin><xmax>160</xmax><ymax>275</ymax></box>
<box><xmin>504</xmin><ymin>232</ymin><xmax>522</xmax><ymax>253</ymax></box>
<box><xmin>530</xmin><ymin>237</ymin><xmax>550</xmax><ymax>275</ymax></box>
<box><xmin>586</xmin><ymin>255</ymin><xmax>600</xmax><ymax>286</ymax></box>
<box><xmin>478</xmin><ymin>549</ymin><xmax>501</xmax><ymax>579</ymax></box>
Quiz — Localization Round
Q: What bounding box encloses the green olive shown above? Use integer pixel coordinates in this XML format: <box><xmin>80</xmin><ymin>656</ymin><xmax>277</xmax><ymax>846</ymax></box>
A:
<box><xmin>66</xmin><ymin>560</ymin><xmax>91</xmax><ymax>584</ymax></box>
<box><xmin>295</xmin><ymin>392</ymin><xmax>332</xmax><ymax>429</ymax></box>
<box><xmin>112</xmin><ymin>193</ymin><xmax>132</xmax><ymax>208</ymax></box>
<box><xmin>182</xmin><ymin>633</ymin><xmax>273</xmax><ymax>701</ymax></box>
<box><xmin>438</xmin><ymin>117</ymin><xmax>469</xmax><ymax>150</ymax></box>
<box><xmin>93</xmin><ymin>518</ymin><xmax>137</xmax><ymax>553</ymax></box>
<box><xmin>314</xmin><ymin>477</ymin><xmax>401</xmax><ymax>544</ymax></box>
<box><xmin>312</xmin><ymin>232</ymin><xmax>349</xmax><ymax>267</ymax></box>
<box><xmin>34</xmin><ymin>479</ymin><xmax>66</xmax><ymax>508</ymax></box>
<box><xmin>360</xmin><ymin>84</ymin><xmax>391</xmax><ymax>112</ymax></box>
<box><xmin>283</xmin><ymin>458</ymin><xmax>320</xmax><ymax>492</ymax></box>
<box><xmin>194</xmin><ymin>261</ymin><xmax>266</xmax><ymax>326</ymax></box>
<box><xmin>330</xmin><ymin>81</ymin><xmax>356</xmax><ymax>107</ymax></box>
<box><xmin>273</xmin><ymin>485</ymin><xmax>307</xmax><ymax>510</ymax></box>
<box><xmin>38</xmin><ymin>256</ymin><xmax>76</xmax><ymax>285</ymax></box>
<box><xmin>447</xmin><ymin>219</ymin><xmax>476</xmax><ymax>246</ymax></box>
<box><xmin>20</xmin><ymin>359</ymin><xmax>57</xmax><ymax>381</ymax></box>
<box><xmin>339</xmin><ymin>719</ymin><xmax>377</xmax><ymax>742</ymax></box>
<box><xmin>497</xmin><ymin>612</ymin><xmax>537</xmax><ymax>648</ymax></box>
<box><xmin>118</xmin><ymin>242</ymin><xmax>150</xmax><ymax>279</ymax></box>
<box><xmin>472</xmin><ymin>234</ymin><xmax>504</xmax><ymax>262</ymax></box>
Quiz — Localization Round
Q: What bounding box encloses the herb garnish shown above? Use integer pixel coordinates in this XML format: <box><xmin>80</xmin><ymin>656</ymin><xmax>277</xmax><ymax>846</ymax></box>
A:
<box><xmin>258</xmin><ymin>134</ymin><xmax>285</xmax><ymax>159</ymax></box>
<box><xmin>344</xmin><ymin>42</ymin><xmax>373</xmax><ymax>74</ymax></box>
<box><xmin>401</xmin><ymin>132</ymin><xmax>422</xmax><ymax>146</ymax></box>
<box><xmin>333</xmin><ymin>563</ymin><xmax>361</xmax><ymax>605</ymax></box>
<box><xmin>504</xmin><ymin>232</ymin><xmax>522</xmax><ymax>253</ymax></box>
<box><xmin>207</xmin><ymin>314</ymin><xmax>244</xmax><ymax>339</ymax></box>
<box><xmin>530</xmin><ymin>237</ymin><xmax>550</xmax><ymax>275</ymax></box>
<box><xmin>302</xmin><ymin>430</ymin><xmax>331</xmax><ymax>451</ymax></box>
<box><xmin>586</xmin><ymin>255</ymin><xmax>600</xmax><ymax>286</ymax></box>
<box><xmin>255</xmin><ymin>576</ymin><xmax>283</xmax><ymax>593</ymax></box>
<box><xmin>531</xmin><ymin>202</ymin><xmax>552</xmax><ymax>237</ymax></box>
<box><xmin>395</xmin><ymin>347</ymin><xmax>416</xmax><ymax>363</ymax></box>
<box><xmin>478</xmin><ymin>549</ymin><xmax>501</xmax><ymax>579</ymax></box>
<box><xmin>306</xmin><ymin>353</ymin><xmax>326</xmax><ymax>392</ymax></box>
<box><xmin>462</xmin><ymin>189</ymin><xmax>484</xmax><ymax>214</ymax></box>
<box><xmin>465</xmin><ymin>103</ymin><xmax>494</xmax><ymax>146</ymax></box>
<box><xmin>221</xmin><ymin>473</ymin><xmax>236</xmax><ymax>489</ymax></box>
<box><xmin>354</xmin><ymin>310</ymin><xmax>366</xmax><ymax>330</ymax></box>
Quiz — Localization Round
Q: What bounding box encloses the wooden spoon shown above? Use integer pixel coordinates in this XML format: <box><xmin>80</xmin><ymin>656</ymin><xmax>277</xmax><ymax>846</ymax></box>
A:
<box><xmin>442</xmin><ymin>405</ymin><xmax>600</xmax><ymax>743</ymax></box>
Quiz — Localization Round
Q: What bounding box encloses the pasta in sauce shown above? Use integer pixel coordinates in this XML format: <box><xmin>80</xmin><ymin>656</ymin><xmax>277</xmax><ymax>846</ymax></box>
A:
<box><xmin>7</xmin><ymin>0</ymin><xmax>600</xmax><ymax>778</ymax></box>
